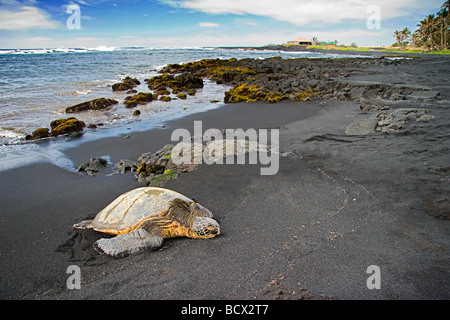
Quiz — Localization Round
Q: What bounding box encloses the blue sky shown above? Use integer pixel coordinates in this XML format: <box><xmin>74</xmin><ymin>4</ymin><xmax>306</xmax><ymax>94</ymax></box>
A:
<box><xmin>0</xmin><ymin>0</ymin><xmax>445</xmax><ymax>48</ymax></box>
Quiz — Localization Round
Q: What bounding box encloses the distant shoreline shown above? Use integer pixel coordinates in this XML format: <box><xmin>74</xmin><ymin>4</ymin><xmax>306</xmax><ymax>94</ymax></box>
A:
<box><xmin>216</xmin><ymin>44</ymin><xmax>450</xmax><ymax>57</ymax></box>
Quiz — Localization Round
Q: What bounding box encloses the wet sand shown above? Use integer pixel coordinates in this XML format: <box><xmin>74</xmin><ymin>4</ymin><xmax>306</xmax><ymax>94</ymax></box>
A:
<box><xmin>0</xmin><ymin>55</ymin><xmax>449</xmax><ymax>300</ymax></box>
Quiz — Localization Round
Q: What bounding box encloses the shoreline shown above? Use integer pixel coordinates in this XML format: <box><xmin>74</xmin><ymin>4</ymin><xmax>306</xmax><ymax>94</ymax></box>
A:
<box><xmin>216</xmin><ymin>44</ymin><xmax>444</xmax><ymax>57</ymax></box>
<box><xmin>1</xmin><ymin>54</ymin><xmax>449</xmax><ymax>300</ymax></box>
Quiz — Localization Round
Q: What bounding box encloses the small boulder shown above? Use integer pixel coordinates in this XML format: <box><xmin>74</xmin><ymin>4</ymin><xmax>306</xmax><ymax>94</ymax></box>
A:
<box><xmin>114</xmin><ymin>159</ymin><xmax>137</xmax><ymax>174</ymax></box>
<box><xmin>124</xmin><ymin>92</ymin><xmax>153</xmax><ymax>108</ymax></box>
<box><xmin>344</xmin><ymin>118</ymin><xmax>378</xmax><ymax>135</ymax></box>
<box><xmin>78</xmin><ymin>157</ymin><xmax>108</xmax><ymax>176</ymax></box>
<box><xmin>50</xmin><ymin>117</ymin><xmax>86</xmax><ymax>136</ymax></box>
<box><xmin>112</xmin><ymin>77</ymin><xmax>140</xmax><ymax>91</ymax></box>
<box><xmin>30</xmin><ymin>127</ymin><xmax>50</xmax><ymax>139</ymax></box>
<box><xmin>66</xmin><ymin>98</ymin><xmax>118</xmax><ymax>113</ymax></box>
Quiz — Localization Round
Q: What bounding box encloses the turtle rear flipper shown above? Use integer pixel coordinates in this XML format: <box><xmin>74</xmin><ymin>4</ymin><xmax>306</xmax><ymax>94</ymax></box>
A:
<box><xmin>93</xmin><ymin>229</ymin><xmax>163</xmax><ymax>258</ymax></box>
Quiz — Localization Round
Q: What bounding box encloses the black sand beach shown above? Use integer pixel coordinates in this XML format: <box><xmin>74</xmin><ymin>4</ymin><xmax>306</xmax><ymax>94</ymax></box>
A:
<box><xmin>0</xmin><ymin>54</ymin><xmax>449</xmax><ymax>300</ymax></box>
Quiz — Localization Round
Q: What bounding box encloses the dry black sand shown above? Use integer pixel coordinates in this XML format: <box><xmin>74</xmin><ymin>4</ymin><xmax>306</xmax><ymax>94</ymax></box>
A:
<box><xmin>0</xmin><ymin>54</ymin><xmax>449</xmax><ymax>300</ymax></box>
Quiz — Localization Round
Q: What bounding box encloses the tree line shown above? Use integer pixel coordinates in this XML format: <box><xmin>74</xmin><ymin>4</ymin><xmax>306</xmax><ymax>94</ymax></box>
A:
<box><xmin>394</xmin><ymin>0</ymin><xmax>449</xmax><ymax>50</ymax></box>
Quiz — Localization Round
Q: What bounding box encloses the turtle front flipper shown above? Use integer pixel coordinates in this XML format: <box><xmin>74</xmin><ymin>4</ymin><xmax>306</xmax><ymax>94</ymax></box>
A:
<box><xmin>94</xmin><ymin>229</ymin><xmax>163</xmax><ymax>258</ymax></box>
<box><xmin>73</xmin><ymin>220</ymin><xmax>94</xmax><ymax>230</ymax></box>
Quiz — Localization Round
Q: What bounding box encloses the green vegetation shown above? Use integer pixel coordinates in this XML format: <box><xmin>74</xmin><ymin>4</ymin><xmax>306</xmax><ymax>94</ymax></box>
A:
<box><xmin>292</xmin><ymin>88</ymin><xmax>319</xmax><ymax>101</ymax></box>
<box><xmin>306</xmin><ymin>45</ymin><xmax>371</xmax><ymax>52</ymax></box>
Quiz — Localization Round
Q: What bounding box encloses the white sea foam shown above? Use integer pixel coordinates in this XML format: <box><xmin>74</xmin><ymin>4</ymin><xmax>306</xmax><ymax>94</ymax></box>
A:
<box><xmin>0</xmin><ymin>142</ymin><xmax>77</xmax><ymax>173</ymax></box>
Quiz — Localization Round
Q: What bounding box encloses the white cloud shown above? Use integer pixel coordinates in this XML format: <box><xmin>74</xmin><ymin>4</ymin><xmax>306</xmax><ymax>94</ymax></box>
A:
<box><xmin>198</xmin><ymin>22</ymin><xmax>220</xmax><ymax>27</ymax></box>
<box><xmin>179</xmin><ymin>0</ymin><xmax>442</xmax><ymax>27</ymax></box>
<box><xmin>0</xmin><ymin>5</ymin><xmax>56</xmax><ymax>30</ymax></box>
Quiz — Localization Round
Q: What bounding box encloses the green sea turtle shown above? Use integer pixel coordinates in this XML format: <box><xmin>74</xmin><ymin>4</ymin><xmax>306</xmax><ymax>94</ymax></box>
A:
<box><xmin>73</xmin><ymin>187</ymin><xmax>220</xmax><ymax>258</ymax></box>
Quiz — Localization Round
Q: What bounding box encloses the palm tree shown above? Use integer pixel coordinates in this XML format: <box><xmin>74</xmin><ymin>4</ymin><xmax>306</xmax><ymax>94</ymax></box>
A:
<box><xmin>400</xmin><ymin>27</ymin><xmax>412</xmax><ymax>48</ymax></box>
<box><xmin>438</xmin><ymin>2</ymin><xmax>449</xmax><ymax>49</ymax></box>
<box><xmin>394</xmin><ymin>30</ymin><xmax>402</xmax><ymax>47</ymax></box>
<box><xmin>440</xmin><ymin>1</ymin><xmax>450</xmax><ymax>49</ymax></box>
<box><xmin>411</xmin><ymin>30</ymin><xmax>422</xmax><ymax>48</ymax></box>
<box><xmin>436</xmin><ymin>10</ymin><xmax>447</xmax><ymax>49</ymax></box>
<box><xmin>417</xmin><ymin>14</ymin><xmax>438</xmax><ymax>50</ymax></box>
<box><xmin>312</xmin><ymin>37</ymin><xmax>319</xmax><ymax>45</ymax></box>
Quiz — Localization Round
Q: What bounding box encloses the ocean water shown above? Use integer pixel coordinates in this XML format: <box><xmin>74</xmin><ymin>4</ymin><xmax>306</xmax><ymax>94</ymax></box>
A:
<box><xmin>0</xmin><ymin>47</ymin><xmax>369</xmax><ymax>172</ymax></box>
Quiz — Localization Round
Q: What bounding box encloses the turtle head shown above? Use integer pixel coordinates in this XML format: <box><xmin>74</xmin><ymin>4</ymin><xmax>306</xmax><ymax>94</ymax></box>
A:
<box><xmin>191</xmin><ymin>216</ymin><xmax>220</xmax><ymax>239</ymax></box>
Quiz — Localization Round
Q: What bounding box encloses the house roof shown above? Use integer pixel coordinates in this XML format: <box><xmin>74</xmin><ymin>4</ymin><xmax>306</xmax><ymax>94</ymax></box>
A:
<box><xmin>293</xmin><ymin>37</ymin><xmax>312</xmax><ymax>42</ymax></box>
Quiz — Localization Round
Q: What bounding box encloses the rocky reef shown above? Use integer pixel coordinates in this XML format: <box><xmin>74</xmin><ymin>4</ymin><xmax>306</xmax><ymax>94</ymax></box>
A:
<box><xmin>159</xmin><ymin>57</ymin><xmax>440</xmax><ymax>109</ymax></box>
<box><xmin>145</xmin><ymin>73</ymin><xmax>204</xmax><ymax>93</ymax></box>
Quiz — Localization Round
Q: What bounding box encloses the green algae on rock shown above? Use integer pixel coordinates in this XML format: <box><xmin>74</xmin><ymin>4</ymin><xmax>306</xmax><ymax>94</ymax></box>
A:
<box><xmin>65</xmin><ymin>98</ymin><xmax>118</xmax><ymax>113</ymax></box>
<box><xmin>145</xmin><ymin>73</ymin><xmax>204</xmax><ymax>92</ymax></box>
<box><xmin>26</xmin><ymin>117</ymin><xmax>86</xmax><ymax>140</ymax></box>
<box><xmin>30</xmin><ymin>127</ymin><xmax>50</xmax><ymax>139</ymax></box>
<box><xmin>124</xmin><ymin>92</ymin><xmax>153</xmax><ymax>108</ymax></box>
<box><xmin>224</xmin><ymin>84</ymin><xmax>286</xmax><ymax>104</ymax></box>
<box><xmin>159</xmin><ymin>95</ymin><xmax>172</xmax><ymax>102</ymax></box>
<box><xmin>112</xmin><ymin>76</ymin><xmax>140</xmax><ymax>91</ymax></box>
<box><xmin>50</xmin><ymin>117</ymin><xmax>86</xmax><ymax>136</ymax></box>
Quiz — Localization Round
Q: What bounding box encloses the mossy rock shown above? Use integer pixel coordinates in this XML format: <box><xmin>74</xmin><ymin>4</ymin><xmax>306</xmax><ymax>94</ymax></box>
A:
<box><xmin>204</xmin><ymin>66</ymin><xmax>257</xmax><ymax>84</ymax></box>
<box><xmin>133</xmin><ymin>110</ymin><xmax>141</xmax><ymax>116</ymax></box>
<box><xmin>77</xmin><ymin>157</ymin><xmax>108</xmax><ymax>176</ymax></box>
<box><xmin>31</xmin><ymin>127</ymin><xmax>50</xmax><ymax>139</ymax></box>
<box><xmin>147</xmin><ymin>170</ymin><xmax>179</xmax><ymax>186</ymax></box>
<box><xmin>160</xmin><ymin>58</ymin><xmax>226</xmax><ymax>75</ymax></box>
<box><xmin>188</xmin><ymin>89</ymin><xmax>196</xmax><ymax>96</ymax></box>
<box><xmin>156</xmin><ymin>89</ymin><xmax>171</xmax><ymax>96</ymax></box>
<box><xmin>224</xmin><ymin>83</ymin><xmax>286</xmax><ymax>103</ymax></box>
<box><xmin>124</xmin><ymin>92</ymin><xmax>153</xmax><ymax>108</ymax></box>
<box><xmin>112</xmin><ymin>76</ymin><xmax>140</xmax><ymax>91</ymax></box>
<box><xmin>177</xmin><ymin>93</ymin><xmax>187</xmax><ymax>100</ymax></box>
<box><xmin>50</xmin><ymin>117</ymin><xmax>86</xmax><ymax>136</ymax></box>
<box><xmin>159</xmin><ymin>95</ymin><xmax>172</xmax><ymax>102</ymax></box>
<box><xmin>66</xmin><ymin>98</ymin><xmax>118</xmax><ymax>113</ymax></box>
<box><xmin>146</xmin><ymin>73</ymin><xmax>203</xmax><ymax>92</ymax></box>
<box><xmin>145</xmin><ymin>74</ymin><xmax>175</xmax><ymax>90</ymax></box>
